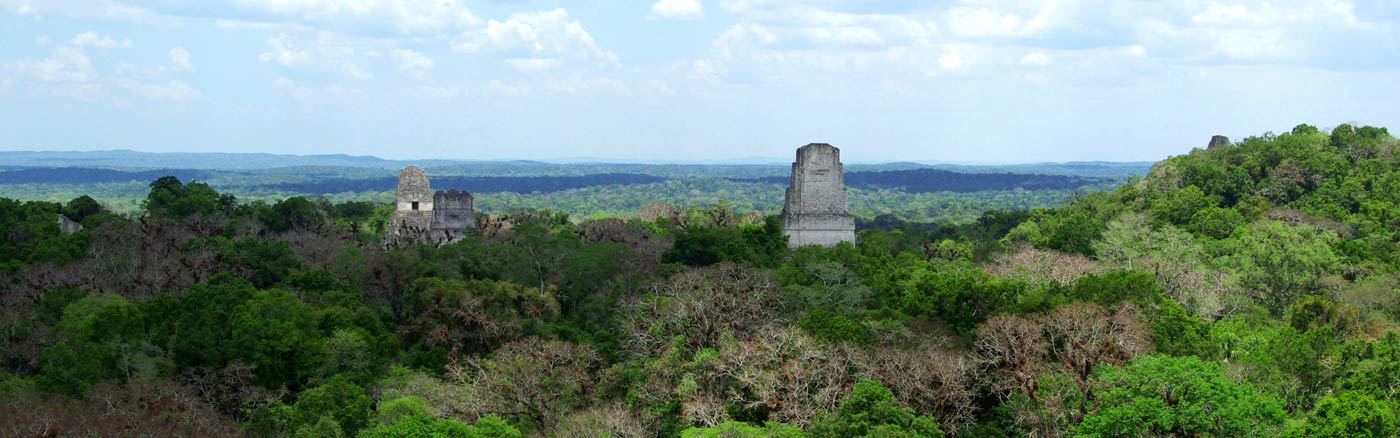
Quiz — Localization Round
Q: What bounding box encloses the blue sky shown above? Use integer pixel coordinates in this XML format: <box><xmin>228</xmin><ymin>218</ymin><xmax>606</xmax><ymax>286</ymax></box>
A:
<box><xmin>1</xmin><ymin>0</ymin><xmax>1398</xmax><ymax>163</ymax></box>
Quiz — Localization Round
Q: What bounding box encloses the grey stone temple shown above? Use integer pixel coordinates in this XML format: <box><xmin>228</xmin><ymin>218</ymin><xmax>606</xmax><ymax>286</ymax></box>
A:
<box><xmin>383</xmin><ymin>166</ymin><xmax>476</xmax><ymax>247</ymax></box>
<box><xmin>779</xmin><ymin>143</ymin><xmax>856</xmax><ymax>248</ymax></box>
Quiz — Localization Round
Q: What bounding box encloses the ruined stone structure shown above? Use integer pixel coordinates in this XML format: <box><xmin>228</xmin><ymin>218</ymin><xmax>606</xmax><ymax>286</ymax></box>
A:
<box><xmin>1207</xmin><ymin>135</ymin><xmax>1230</xmax><ymax>150</ymax></box>
<box><xmin>779</xmin><ymin>143</ymin><xmax>855</xmax><ymax>248</ymax></box>
<box><xmin>384</xmin><ymin>166</ymin><xmax>475</xmax><ymax>247</ymax></box>
<box><xmin>429</xmin><ymin>189</ymin><xmax>476</xmax><ymax>243</ymax></box>
<box><xmin>56</xmin><ymin>214</ymin><xmax>83</xmax><ymax>235</ymax></box>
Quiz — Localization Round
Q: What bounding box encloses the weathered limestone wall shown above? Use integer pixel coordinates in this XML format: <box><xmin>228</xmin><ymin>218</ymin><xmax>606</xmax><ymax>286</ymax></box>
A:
<box><xmin>394</xmin><ymin>166</ymin><xmax>433</xmax><ymax>212</ymax></box>
<box><xmin>56</xmin><ymin>214</ymin><xmax>83</xmax><ymax>235</ymax></box>
<box><xmin>1208</xmin><ymin>135</ymin><xmax>1230</xmax><ymax>150</ymax></box>
<box><xmin>429</xmin><ymin>189</ymin><xmax>476</xmax><ymax>243</ymax></box>
<box><xmin>385</xmin><ymin>166</ymin><xmax>434</xmax><ymax>247</ymax></box>
<box><xmin>779</xmin><ymin>143</ymin><xmax>856</xmax><ymax>247</ymax></box>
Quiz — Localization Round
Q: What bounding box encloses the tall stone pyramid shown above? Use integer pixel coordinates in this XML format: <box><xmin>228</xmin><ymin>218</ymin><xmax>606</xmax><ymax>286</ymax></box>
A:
<box><xmin>779</xmin><ymin>143</ymin><xmax>856</xmax><ymax>247</ymax></box>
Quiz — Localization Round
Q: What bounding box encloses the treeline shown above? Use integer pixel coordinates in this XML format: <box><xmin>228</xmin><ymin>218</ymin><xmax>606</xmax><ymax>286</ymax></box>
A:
<box><xmin>260</xmin><ymin>173</ymin><xmax>667</xmax><ymax>195</ymax></box>
<box><xmin>2</xmin><ymin>123</ymin><xmax>1399</xmax><ymax>437</ymax></box>
<box><xmin>0</xmin><ymin>167</ymin><xmax>212</xmax><ymax>184</ymax></box>
<box><xmin>0</xmin><ymin>168</ymin><xmax>668</xmax><ymax>195</ymax></box>
<box><xmin>736</xmin><ymin>168</ymin><xmax>1109</xmax><ymax>193</ymax></box>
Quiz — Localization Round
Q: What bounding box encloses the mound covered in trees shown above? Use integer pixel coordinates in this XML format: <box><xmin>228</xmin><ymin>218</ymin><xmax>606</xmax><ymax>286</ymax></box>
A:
<box><xmin>2</xmin><ymin>123</ymin><xmax>1400</xmax><ymax>437</ymax></box>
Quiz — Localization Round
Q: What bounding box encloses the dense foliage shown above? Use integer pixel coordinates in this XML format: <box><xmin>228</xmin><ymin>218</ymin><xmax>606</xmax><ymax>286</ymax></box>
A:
<box><xmin>2</xmin><ymin>123</ymin><xmax>1398</xmax><ymax>437</ymax></box>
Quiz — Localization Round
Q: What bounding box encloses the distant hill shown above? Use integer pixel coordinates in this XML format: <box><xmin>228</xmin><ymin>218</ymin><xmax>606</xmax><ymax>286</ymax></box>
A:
<box><xmin>0</xmin><ymin>150</ymin><xmax>427</xmax><ymax>170</ymax></box>
<box><xmin>0</xmin><ymin>167</ymin><xmax>213</xmax><ymax>184</ymax></box>
<box><xmin>736</xmin><ymin>168</ymin><xmax>1111</xmax><ymax>193</ymax></box>
<box><xmin>922</xmin><ymin>161</ymin><xmax>1153</xmax><ymax>178</ymax></box>
<box><xmin>258</xmin><ymin>173</ymin><xmax>668</xmax><ymax>195</ymax></box>
<box><xmin>0</xmin><ymin>150</ymin><xmax>1151</xmax><ymax>178</ymax></box>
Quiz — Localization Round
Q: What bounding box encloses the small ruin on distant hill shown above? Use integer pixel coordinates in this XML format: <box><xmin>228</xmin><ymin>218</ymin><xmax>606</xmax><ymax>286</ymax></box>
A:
<box><xmin>1208</xmin><ymin>135</ymin><xmax>1230</xmax><ymax>150</ymax></box>
<box><xmin>56</xmin><ymin>214</ymin><xmax>82</xmax><ymax>235</ymax></box>
<box><xmin>384</xmin><ymin>166</ymin><xmax>476</xmax><ymax>247</ymax></box>
<box><xmin>779</xmin><ymin>143</ymin><xmax>855</xmax><ymax>247</ymax></box>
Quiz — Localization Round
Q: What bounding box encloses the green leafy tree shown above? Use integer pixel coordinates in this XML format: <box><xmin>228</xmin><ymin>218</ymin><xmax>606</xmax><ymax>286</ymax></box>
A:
<box><xmin>171</xmin><ymin>274</ymin><xmax>257</xmax><ymax>370</ymax></box>
<box><xmin>229</xmin><ymin>288</ymin><xmax>323</xmax><ymax>389</ymax></box>
<box><xmin>798</xmin><ymin>309</ymin><xmax>872</xmax><ymax>345</ymax></box>
<box><xmin>1220</xmin><ymin>220</ymin><xmax>1341</xmax><ymax>316</ymax></box>
<box><xmin>62</xmin><ymin>195</ymin><xmax>106</xmax><ymax>223</ymax></box>
<box><xmin>1338</xmin><ymin>332</ymin><xmax>1400</xmax><ymax>400</ymax></box>
<box><xmin>35</xmin><ymin>286</ymin><xmax>89</xmax><ymax>326</ymax></box>
<box><xmin>1149</xmin><ymin>185</ymin><xmax>1216</xmax><ymax>227</ymax></box>
<box><xmin>260</xmin><ymin>196</ymin><xmax>323</xmax><ymax>232</ymax></box>
<box><xmin>211</xmin><ymin>237</ymin><xmax>301</xmax><ymax>288</ymax></box>
<box><xmin>901</xmin><ymin>259</ymin><xmax>1024</xmax><ymax>336</ymax></box>
<box><xmin>26</xmin><ymin>231</ymin><xmax>88</xmax><ymax>264</ymax></box>
<box><xmin>664</xmin><ymin>216</ymin><xmax>788</xmax><ymax>268</ymax></box>
<box><xmin>359</xmin><ymin>396</ymin><xmax>522</xmax><ymax>438</ymax></box>
<box><xmin>809</xmin><ymin>379</ymin><xmax>944</xmax><ymax>438</ymax></box>
<box><xmin>143</xmin><ymin>176</ymin><xmax>235</xmax><ymax>217</ymax></box>
<box><xmin>0</xmin><ymin>198</ymin><xmax>62</xmax><ymax>267</ymax></box>
<box><xmin>1187</xmin><ymin>206</ymin><xmax>1245</xmax><ymax>239</ymax></box>
<box><xmin>1075</xmin><ymin>355</ymin><xmax>1285</xmax><ymax>437</ymax></box>
<box><xmin>36</xmin><ymin>295</ymin><xmax>153</xmax><ymax>395</ymax></box>
<box><xmin>289</xmin><ymin>374</ymin><xmax>373</xmax><ymax>436</ymax></box>
<box><xmin>1284</xmin><ymin>391</ymin><xmax>1399</xmax><ymax>438</ymax></box>
<box><xmin>319</xmin><ymin>329</ymin><xmax>387</xmax><ymax>385</ymax></box>
<box><xmin>681</xmin><ymin>421</ymin><xmax>805</xmax><ymax>438</ymax></box>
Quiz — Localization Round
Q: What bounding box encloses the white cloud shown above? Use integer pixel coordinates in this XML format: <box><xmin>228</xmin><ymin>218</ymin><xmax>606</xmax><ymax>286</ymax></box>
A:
<box><xmin>689</xmin><ymin>7</ymin><xmax>951</xmax><ymax>85</ymax></box>
<box><xmin>273</xmin><ymin>76</ymin><xmax>312</xmax><ymax>101</ymax></box>
<box><xmin>273</xmin><ymin>76</ymin><xmax>365</xmax><ymax>103</ymax></box>
<box><xmin>504</xmin><ymin>58</ymin><xmax>559</xmax><ymax>72</ymax></box>
<box><xmin>404</xmin><ymin>85</ymin><xmax>462</xmax><ymax>100</ymax></box>
<box><xmin>647</xmin><ymin>78</ymin><xmax>675</xmax><ymax>96</ymax></box>
<box><xmin>259</xmin><ymin>32</ymin><xmax>371</xmax><ymax>79</ymax></box>
<box><xmin>259</xmin><ymin>33</ymin><xmax>312</xmax><ymax>66</ymax></box>
<box><xmin>1020</xmin><ymin>51</ymin><xmax>1049</xmax><ymax>67</ymax></box>
<box><xmin>259</xmin><ymin>32</ymin><xmax>313</xmax><ymax>65</ymax></box>
<box><xmin>225</xmin><ymin>0</ymin><xmax>481</xmax><ymax>36</ymax></box>
<box><xmin>7</xmin><ymin>46</ymin><xmax>96</xmax><ymax>82</ymax></box>
<box><xmin>938</xmin><ymin>50</ymin><xmax>963</xmax><ymax>71</ymax></box>
<box><xmin>117</xmin><ymin>78</ymin><xmax>202</xmax><ymax>101</ymax></box>
<box><xmin>3</xmin><ymin>41</ymin><xmax>206</xmax><ymax>104</ymax></box>
<box><xmin>487</xmin><ymin>80</ymin><xmax>529</xmax><ymax>96</ymax></box>
<box><xmin>169</xmin><ymin>46</ymin><xmax>192</xmax><ymax>71</ymax></box>
<box><xmin>71</xmin><ymin>31</ymin><xmax>133</xmax><ymax>49</ymax></box>
<box><xmin>545</xmin><ymin>71</ymin><xmax>631</xmax><ymax>95</ymax></box>
<box><xmin>683</xmin><ymin>0</ymin><xmax>1399</xmax><ymax>94</ymax></box>
<box><xmin>454</xmin><ymin>8</ymin><xmax>618</xmax><ymax>64</ymax></box>
<box><xmin>947</xmin><ymin>7</ymin><xmax>1030</xmax><ymax>38</ymax></box>
<box><xmin>649</xmin><ymin>0</ymin><xmax>703</xmax><ymax>21</ymax></box>
<box><xmin>391</xmin><ymin>48</ymin><xmax>433</xmax><ymax>76</ymax></box>
<box><xmin>3</xmin><ymin>0</ymin><xmax>181</xmax><ymax>26</ymax></box>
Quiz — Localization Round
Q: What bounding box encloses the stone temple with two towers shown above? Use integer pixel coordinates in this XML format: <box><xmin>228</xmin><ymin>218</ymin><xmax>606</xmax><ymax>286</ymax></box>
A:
<box><xmin>779</xmin><ymin>143</ymin><xmax>856</xmax><ymax>248</ymax></box>
<box><xmin>384</xmin><ymin>143</ymin><xmax>855</xmax><ymax>248</ymax></box>
<box><xmin>383</xmin><ymin>166</ymin><xmax>476</xmax><ymax>247</ymax></box>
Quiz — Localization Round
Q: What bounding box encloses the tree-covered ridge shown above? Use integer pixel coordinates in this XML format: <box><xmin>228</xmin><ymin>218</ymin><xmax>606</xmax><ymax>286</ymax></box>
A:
<box><xmin>2</xmin><ymin>123</ymin><xmax>1399</xmax><ymax>437</ymax></box>
<box><xmin>0</xmin><ymin>156</ymin><xmax>1140</xmax><ymax>219</ymax></box>
<box><xmin>0</xmin><ymin>167</ymin><xmax>214</xmax><ymax>185</ymax></box>
<box><xmin>739</xmin><ymin>168</ymin><xmax>1109</xmax><ymax>193</ymax></box>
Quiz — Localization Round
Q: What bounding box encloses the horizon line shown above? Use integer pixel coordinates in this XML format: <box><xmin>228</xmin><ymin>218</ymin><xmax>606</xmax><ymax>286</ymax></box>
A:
<box><xmin>0</xmin><ymin>148</ymin><xmax>1162</xmax><ymax>167</ymax></box>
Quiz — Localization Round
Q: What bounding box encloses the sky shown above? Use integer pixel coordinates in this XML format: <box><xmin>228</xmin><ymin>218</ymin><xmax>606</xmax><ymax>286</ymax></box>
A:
<box><xmin>1</xmin><ymin>0</ymin><xmax>1398</xmax><ymax>164</ymax></box>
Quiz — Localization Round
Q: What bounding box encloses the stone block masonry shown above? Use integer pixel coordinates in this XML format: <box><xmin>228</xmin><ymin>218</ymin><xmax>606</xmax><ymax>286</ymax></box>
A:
<box><xmin>430</xmin><ymin>189</ymin><xmax>476</xmax><ymax>243</ymax></box>
<box><xmin>779</xmin><ymin>143</ymin><xmax>856</xmax><ymax>248</ymax></box>
<box><xmin>384</xmin><ymin>166</ymin><xmax>476</xmax><ymax>247</ymax></box>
